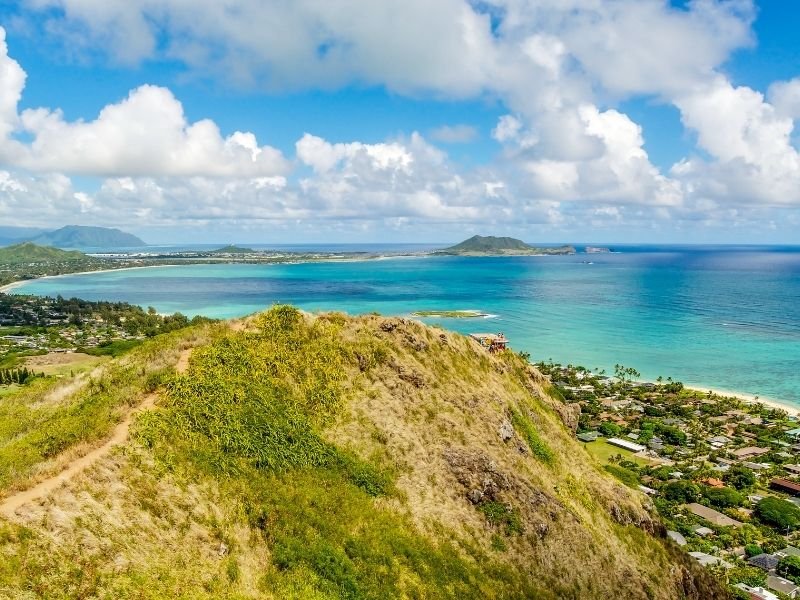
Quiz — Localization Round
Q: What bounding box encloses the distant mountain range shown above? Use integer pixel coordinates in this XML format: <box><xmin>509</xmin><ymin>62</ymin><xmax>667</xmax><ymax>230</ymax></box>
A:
<box><xmin>0</xmin><ymin>225</ymin><xmax>146</xmax><ymax>248</ymax></box>
<box><xmin>436</xmin><ymin>235</ymin><xmax>576</xmax><ymax>256</ymax></box>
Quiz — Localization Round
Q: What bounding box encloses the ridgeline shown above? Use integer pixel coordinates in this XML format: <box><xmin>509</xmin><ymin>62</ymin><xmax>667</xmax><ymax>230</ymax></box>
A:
<box><xmin>28</xmin><ymin>225</ymin><xmax>146</xmax><ymax>248</ymax></box>
<box><xmin>0</xmin><ymin>242</ymin><xmax>88</xmax><ymax>264</ymax></box>
<box><xmin>0</xmin><ymin>307</ymin><xmax>725</xmax><ymax>598</ymax></box>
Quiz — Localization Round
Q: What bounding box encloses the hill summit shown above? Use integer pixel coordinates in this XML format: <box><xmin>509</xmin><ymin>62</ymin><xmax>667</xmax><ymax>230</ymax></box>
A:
<box><xmin>0</xmin><ymin>307</ymin><xmax>724</xmax><ymax>598</ymax></box>
<box><xmin>0</xmin><ymin>241</ymin><xmax>87</xmax><ymax>264</ymax></box>
<box><xmin>438</xmin><ymin>235</ymin><xmax>575</xmax><ymax>255</ymax></box>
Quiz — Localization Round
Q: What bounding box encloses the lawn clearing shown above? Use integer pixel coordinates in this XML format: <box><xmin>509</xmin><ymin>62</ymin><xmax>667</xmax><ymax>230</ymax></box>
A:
<box><xmin>23</xmin><ymin>352</ymin><xmax>107</xmax><ymax>377</ymax></box>
<box><xmin>581</xmin><ymin>438</ymin><xmax>652</xmax><ymax>466</ymax></box>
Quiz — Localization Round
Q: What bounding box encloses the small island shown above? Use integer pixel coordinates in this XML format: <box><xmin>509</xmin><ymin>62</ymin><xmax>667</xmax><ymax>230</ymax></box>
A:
<box><xmin>411</xmin><ymin>309</ymin><xmax>490</xmax><ymax>318</ymax></box>
<box><xmin>435</xmin><ymin>235</ymin><xmax>575</xmax><ymax>256</ymax></box>
<box><xmin>211</xmin><ymin>245</ymin><xmax>257</xmax><ymax>255</ymax></box>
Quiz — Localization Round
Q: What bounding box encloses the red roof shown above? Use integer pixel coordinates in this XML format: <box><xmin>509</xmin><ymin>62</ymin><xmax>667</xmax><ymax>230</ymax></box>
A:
<box><xmin>771</xmin><ymin>478</ymin><xmax>800</xmax><ymax>494</ymax></box>
<box><xmin>702</xmin><ymin>478</ymin><xmax>725</xmax><ymax>488</ymax></box>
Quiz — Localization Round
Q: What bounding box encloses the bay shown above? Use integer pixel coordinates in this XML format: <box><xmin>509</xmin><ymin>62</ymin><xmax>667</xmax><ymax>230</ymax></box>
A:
<box><xmin>12</xmin><ymin>245</ymin><xmax>800</xmax><ymax>405</ymax></box>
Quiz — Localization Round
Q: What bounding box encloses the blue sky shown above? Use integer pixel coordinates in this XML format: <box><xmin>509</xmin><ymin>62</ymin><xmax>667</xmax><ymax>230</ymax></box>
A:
<box><xmin>0</xmin><ymin>1</ymin><xmax>798</xmax><ymax>244</ymax></box>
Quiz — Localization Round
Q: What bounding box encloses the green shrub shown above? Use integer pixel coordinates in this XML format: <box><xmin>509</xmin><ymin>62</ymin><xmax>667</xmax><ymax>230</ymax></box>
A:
<box><xmin>603</xmin><ymin>464</ymin><xmax>640</xmax><ymax>488</ymax></box>
<box><xmin>755</xmin><ymin>497</ymin><xmax>800</xmax><ymax>531</ymax></box>
<box><xmin>478</xmin><ymin>501</ymin><xmax>523</xmax><ymax>536</ymax></box>
<box><xmin>723</xmin><ymin>465</ymin><xmax>756</xmax><ymax>491</ymax></box>
<box><xmin>744</xmin><ymin>544</ymin><xmax>762</xmax><ymax>558</ymax></box>
<box><xmin>661</xmin><ymin>481</ymin><xmax>700</xmax><ymax>503</ymax></box>
<box><xmin>510</xmin><ymin>408</ymin><xmax>553</xmax><ymax>464</ymax></box>
<box><xmin>778</xmin><ymin>555</ymin><xmax>800</xmax><ymax>583</ymax></box>
<box><xmin>598</xmin><ymin>421</ymin><xmax>621</xmax><ymax>437</ymax></box>
<box><xmin>703</xmin><ymin>486</ymin><xmax>743</xmax><ymax>509</ymax></box>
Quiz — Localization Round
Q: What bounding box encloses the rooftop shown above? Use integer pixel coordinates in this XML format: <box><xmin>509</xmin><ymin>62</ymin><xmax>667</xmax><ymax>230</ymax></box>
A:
<box><xmin>686</xmin><ymin>503</ymin><xmax>743</xmax><ymax>528</ymax></box>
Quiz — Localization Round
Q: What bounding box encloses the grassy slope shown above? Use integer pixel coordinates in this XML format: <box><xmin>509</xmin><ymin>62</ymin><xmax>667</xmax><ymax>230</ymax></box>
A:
<box><xmin>0</xmin><ymin>308</ymin><xmax>728</xmax><ymax>599</ymax></box>
<box><xmin>0</xmin><ymin>242</ymin><xmax>87</xmax><ymax>264</ymax></box>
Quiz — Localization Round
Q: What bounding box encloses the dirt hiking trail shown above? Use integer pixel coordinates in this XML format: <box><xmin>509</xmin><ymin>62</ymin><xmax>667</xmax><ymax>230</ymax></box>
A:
<box><xmin>0</xmin><ymin>347</ymin><xmax>193</xmax><ymax>518</ymax></box>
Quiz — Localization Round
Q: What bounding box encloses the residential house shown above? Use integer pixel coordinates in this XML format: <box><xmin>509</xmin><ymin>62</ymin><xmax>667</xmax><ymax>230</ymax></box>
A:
<box><xmin>732</xmin><ymin>447</ymin><xmax>771</xmax><ymax>460</ymax></box>
<box><xmin>666</xmin><ymin>530</ymin><xmax>687</xmax><ymax>546</ymax></box>
<box><xmin>748</xmin><ymin>553</ymin><xmax>780</xmax><ymax>572</ymax></box>
<box><xmin>734</xmin><ymin>583</ymin><xmax>779</xmax><ymax>600</ymax></box>
<box><xmin>771</xmin><ymin>478</ymin><xmax>800</xmax><ymax>496</ymax></box>
<box><xmin>689</xmin><ymin>552</ymin><xmax>732</xmax><ymax>569</ymax></box>
<box><xmin>686</xmin><ymin>503</ymin><xmax>742</xmax><ymax>528</ymax></box>
<box><xmin>766</xmin><ymin>575</ymin><xmax>800</xmax><ymax>598</ymax></box>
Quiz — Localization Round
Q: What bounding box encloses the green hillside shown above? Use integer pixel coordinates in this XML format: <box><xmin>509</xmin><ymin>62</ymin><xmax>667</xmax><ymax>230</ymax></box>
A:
<box><xmin>30</xmin><ymin>225</ymin><xmax>146</xmax><ymax>248</ymax></box>
<box><xmin>0</xmin><ymin>242</ymin><xmax>87</xmax><ymax>264</ymax></box>
<box><xmin>0</xmin><ymin>308</ymin><xmax>726</xmax><ymax>598</ymax></box>
<box><xmin>438</xmin><ymin>235</ymin><xmax>575</xmax><ymax>255</ymax></box>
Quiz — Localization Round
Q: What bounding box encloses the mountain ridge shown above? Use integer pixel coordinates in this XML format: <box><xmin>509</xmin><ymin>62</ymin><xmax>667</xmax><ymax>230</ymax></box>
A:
<box><xmin>28</xmin><ymin>225</ymin><xmax>146</xmax><ymax>248</ymax></box>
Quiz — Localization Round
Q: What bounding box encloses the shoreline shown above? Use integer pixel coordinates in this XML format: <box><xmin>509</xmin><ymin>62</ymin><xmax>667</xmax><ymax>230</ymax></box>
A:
<box><xmin>5</xmin><ymin>260</ymin><xmax>799</xmax><ymax>417</ymax></box>
<box><xmin>0</xmin><ymin>264</ymin><xmax>178</xmax><ymax>294</ymax></box>
<box><xmin>684</xmin><ymin>384</ymin><xmax>799</xmax><ymax>417</ymax></box>
<box><xmin>0</xmin><ymin>253</ymin><xmax>421</xmax><ymax>295</ymax></box>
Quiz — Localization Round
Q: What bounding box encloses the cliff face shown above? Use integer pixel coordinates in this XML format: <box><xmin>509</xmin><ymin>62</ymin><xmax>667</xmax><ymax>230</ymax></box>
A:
<box><xmin>0</xmin><ymin>307</ymin><xmax>728</xmax><ymax>599</ymax></box>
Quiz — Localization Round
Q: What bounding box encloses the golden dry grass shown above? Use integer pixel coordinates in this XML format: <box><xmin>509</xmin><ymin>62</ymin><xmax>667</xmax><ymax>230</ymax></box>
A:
<box><xmin>0</xmin><ymin>310</ymin><xmax>727</xmax><ymax>599</ymax></box>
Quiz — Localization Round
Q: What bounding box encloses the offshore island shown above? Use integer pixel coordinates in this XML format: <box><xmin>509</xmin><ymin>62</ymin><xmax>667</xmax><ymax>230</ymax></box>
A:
<box><xmin>1</xmin><ymin>229</ymin><xmax>799</xmax><ymax>598</ymax></box>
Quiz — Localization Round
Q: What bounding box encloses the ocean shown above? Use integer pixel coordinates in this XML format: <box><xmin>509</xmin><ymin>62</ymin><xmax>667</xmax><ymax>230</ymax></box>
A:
<box><xmin>10</xmin><ymin>245</ymin><xmax>800</xmax><ymax>405</ymax></box>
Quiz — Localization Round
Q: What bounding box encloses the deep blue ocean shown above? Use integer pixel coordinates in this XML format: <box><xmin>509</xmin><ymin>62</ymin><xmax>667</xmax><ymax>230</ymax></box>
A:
<box><xmin>11</xmin><ymin>245</ymin><xmax>800</xmax><ymax>405</ymax></box>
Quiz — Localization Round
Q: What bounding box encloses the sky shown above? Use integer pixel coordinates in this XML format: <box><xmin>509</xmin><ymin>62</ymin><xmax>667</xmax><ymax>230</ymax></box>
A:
<box><xmin>0</xmin><ymin>1</ymin><xmax>799</xmax><ymax>244</ymax></box>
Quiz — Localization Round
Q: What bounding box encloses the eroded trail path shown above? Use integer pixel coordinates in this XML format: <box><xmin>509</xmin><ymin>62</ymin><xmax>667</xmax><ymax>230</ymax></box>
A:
<box><xmin>0</xmin><ymin>347</ymin><xmax>194</xmax><ymax>518</ymax></box>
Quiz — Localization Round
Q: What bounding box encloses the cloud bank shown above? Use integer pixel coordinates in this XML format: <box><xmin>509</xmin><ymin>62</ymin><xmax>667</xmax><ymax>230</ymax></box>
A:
<box><xmin>1</xmin><ymin>1</ymin><xmax>799</xmax><ymax>240</ymax></box>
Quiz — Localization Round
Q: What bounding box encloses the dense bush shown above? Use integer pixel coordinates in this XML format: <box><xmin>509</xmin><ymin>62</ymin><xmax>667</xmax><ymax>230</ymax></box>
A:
<box><xmin>754</xmin><ymin>497</ymin><xmax>800</xmax><ymax>531</ymax></box>
<box><xmin>744</xmin><ymin>544</ymin><xmax>762</xmax><ymax>558</ymax></box>
<box><xmin>604</xmin><ymin>464</ymin><xmax>640</xmax><ymax>488</ymax></box>
<box><xmin>598</xmin><ymin>421</ymin><xmax>621</xmax><ymax>436</ymax></box>
<box><xmin>723</xmin><ymin>465</ymin><xmax>756</xmax><ymax>491</ymax></box>
<box><xmin>777</xmin><ymin>555</ymin><xmax>800</xmax><ymax>583</ymax></box>
<box><xmin>662</xmin><ymin>481</ymin><xmax>701</xmax><ymax>503</ymax></box>
<box><xmin>704</xmin><ymin>486</ymin><xmax>743</xmax><ymax>509</ymax></box>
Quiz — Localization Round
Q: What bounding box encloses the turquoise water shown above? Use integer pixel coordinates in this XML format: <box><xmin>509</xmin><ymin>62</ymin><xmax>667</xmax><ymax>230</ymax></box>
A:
<box><xmin>11</xmin><ymin>247</ymin><xmax>800</xmax><ymax>405</ymax></box>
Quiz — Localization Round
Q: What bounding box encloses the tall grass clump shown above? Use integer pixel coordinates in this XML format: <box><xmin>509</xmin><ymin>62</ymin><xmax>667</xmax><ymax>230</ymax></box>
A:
<box><xmin>510</xmin><ymin>407</ymin><xmax>554</xmax><ymax>464</ymax></box>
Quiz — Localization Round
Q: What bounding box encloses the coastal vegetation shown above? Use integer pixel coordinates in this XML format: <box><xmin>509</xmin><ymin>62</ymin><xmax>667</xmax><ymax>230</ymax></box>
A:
<box><xmin>0</xmin><ymin>307</ymin><xmax>724</xmax><ymax>598</ymax></box>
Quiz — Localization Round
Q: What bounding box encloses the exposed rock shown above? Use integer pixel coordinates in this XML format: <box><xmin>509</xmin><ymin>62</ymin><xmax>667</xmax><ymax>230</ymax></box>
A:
<box><xmin>467</xmin><ymin>489</ymin><xmax>484</xmax><ymax>504</ymax></box>
<box><xmin>553</xmin><ymin>402</ymin><xmax>581</xmax><ymax>432</ymax></box>
<box><xmin>498</xmin><ymin>419</ymin><xmax>514</xmax><ymax>442</ymax></box>
<box><xmin>389</xmin><ymin>359</ymin><xmax>426</xmax><ymax>388</ymax></box>
<box><xmin>404</xmin><ymin>333</ymin><xmax>429</xmax><ymax>352</ymax></box>
<box><xmin>532</xmin><ymin>522</ymin><xmax>549</xmax><ymax>540</ymax></box>
<box><xmin>443</xmin><ymin>448</ymin><xmax>511</xmax><ymax>502</ymax></box>
<box><xmin>608</xmin><ymin>502</ymin><xmax>663</xmax><ymax>537</ymax></box>
<box><xmin>379</xmin><ymin>320</ymin><xmax>400</xmax><ymax>333</ymax></box>
<box><xmin>218</xmin><ymin>542</ymin><xmax>229</xmax><ymax>557</ymax></box>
